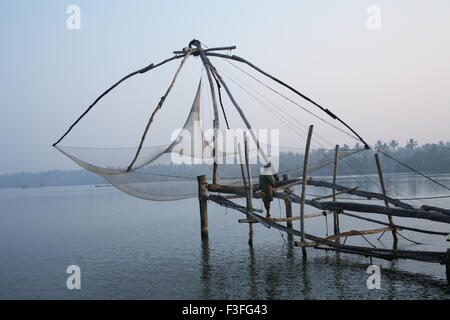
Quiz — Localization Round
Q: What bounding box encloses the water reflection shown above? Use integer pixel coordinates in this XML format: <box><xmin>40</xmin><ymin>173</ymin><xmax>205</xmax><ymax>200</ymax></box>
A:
<box><xmin>300</xmin><ymin>256</ymin><xmax>311</xmax><ymax>299</ymax></box>
<box><xmin>248</xmin><ymin>245</ymin><xmax>258</xmax><ymax>299</ymax></box>
<box><xmin>2</xmin><ymin>176</ymin><xmax>449</xmax><ymax>299</ymax></box>
<box><xmin>200</xmin><ymin>240</ymin><xmax>211</xmax><ymax>299</ymax></box>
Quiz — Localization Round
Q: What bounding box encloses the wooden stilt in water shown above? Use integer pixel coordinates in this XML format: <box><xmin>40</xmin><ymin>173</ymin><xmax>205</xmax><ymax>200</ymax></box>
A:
<box><xmin>300</xmin><ymin>125</ymin><xmax>314</xmax><ymax>257</ymax></box>
<box><xmin>283</xmin><ymin>173</ymin><xmax>294</xmax><ymax>242</ymax></box>
<box><xmin>283</xmin><ymin>174</ymin><xmax>293</xmax><ymax>230</ymax></box>
<box><xmin>244</xmin><ymin>133</ymin><xmax>254</xmax><ymax>245</ymax></box>
<box><xmin>332</xmin><ymin>145</ymin><xmax>340</xmax><ymax>243</ymax></box>
<box><xmin>197</xmin><ymin>175</ymin><xmax>209</xmax><ymax>240</ymax></box>
<box><xmin>375</xmin><ymin>153</ymin><xmax>398</xmax><ymax>249</ymax></box>
<box><xmin>445</xmin><ymin>249</ymin><xmax>450</xmax><ymax>285</ymax></box>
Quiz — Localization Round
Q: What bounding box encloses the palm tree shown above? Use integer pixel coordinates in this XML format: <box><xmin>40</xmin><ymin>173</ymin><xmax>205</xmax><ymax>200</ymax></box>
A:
<box><xmin>406</xmin><ymin>138</ymin><xmax>418</xmax><ymax>150</ymax></box>
<box><xmin>375</xmin><ymin>140</ymin><xmax>384</xmax><ymax>151</ymax></box>
<box><xmin>389</xmin><ymin>139</ymin><xmax>399</xmax><ymax>151</ymax></box>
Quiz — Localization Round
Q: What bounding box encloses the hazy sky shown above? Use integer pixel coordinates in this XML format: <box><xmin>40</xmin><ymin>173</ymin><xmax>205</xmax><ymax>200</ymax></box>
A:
<box><xmin>0</xmin><ymin>0</ymin><xmax>449</xmax><ymax>174</ymax></box>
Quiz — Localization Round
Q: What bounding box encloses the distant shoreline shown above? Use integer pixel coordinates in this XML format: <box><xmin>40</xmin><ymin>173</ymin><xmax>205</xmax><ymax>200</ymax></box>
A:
<box><xmin>2</xmin><ymin>141</ymin><xmax>449</xmax><ymax>189</ymax></box>
<box><xmin>1</xmin><ymin>168</ymin><xmax>449</xmax><ymax>190</ymax></box>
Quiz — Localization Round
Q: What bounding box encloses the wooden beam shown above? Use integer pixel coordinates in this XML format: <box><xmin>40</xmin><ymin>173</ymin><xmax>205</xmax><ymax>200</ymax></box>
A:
<box><xmin>314</xmin><ymin>187</ymin><xmax>358</xmax><ymax>201</ymax></box>
<box><xmin>283</xmin><ymin>174</ymin><xmax>293</xmax><ymax>231</ymax></box>
<box><xmin>446</xmin><ymin>249</ymin><xmax>450</xmax><ymax>284</ymax></box>
<box><xmin>222</xmin><ymin>194</ymin><xmax>245</xmax><ymax>200</ymax></box>
<box><xmin>307</xmin><ymin>179</ymin><xmax>415</xmax><ymax>210</ymax></box>
<box><xmin>420</xmin><ymin>205</ymin><xmax>450</xmax><ymax>215</ymax></box>
<box><xmin>207</xmin><ymin>177</ymin><xmax>310</xmax><ymax>194</ymax></box>
<box><xmin>207</xmin><ymin>62</ymin><xmax>277</xmax><ymax>178</ymax></box>
<box><xmin>300</xmin><ymin>125</ymin><xmax>314</xmax><ymax>256</ymax></box>
<box><xmin>275</xmin><ymin>178</ymin><xmax>310</xmax><ymax>191</ymax></box>
<box><xmin>340</xmin><ymin>211</ymin><xmax>448</xmax><ymax>236</ymax></box>
<box><xmin>127</xmin><ymin>52</ymin><xmax>191</xmax><ymax>171</ymax></box>
<box><xmin>324</xmin><ymin>227</ymin><xmax>397</xmax><ymax>242</ymax></box>
<box><xmin>294</xmin><ymin>241</ymin><xmax>317</xmax><ymax>247</ymax></box>
<box><xmin>208</xmin><ymin>194</ymin><xmax>446</xmax><ymax>263</ymax></box>
<box><xmin>197</xmin><ymin>175</ymin><xmax>209</xmax><ymax>240</ymax></box>
<box><xmin>375</xmin><ymin>153</ymin><xmax>398</xmax><ymax>249</ymax></box>
<box><xmin>238</xmin><ymin>211</ymin><xmax>332</xmax><ymax>223</ymax></box>
<box><xmin>209</xmin><ymin>183</ymin><xmax>450</xmax><ymax>224</ymax></box>
<box><xmin>191</xmin><ymin>42</ymin><xmax>220</xmax><ymax>184</ymax></box>
<box><xmin>332</xmin><ymin>145</ymin><xmax>340</xmax><ymax>243</ymax></box>
<box><xmin>244</xmin><ymin>134</ymin><xmax>254</xmax><ymax>245</ymax></box>
<box><xmin>295</xmin><ymin>227</ymin><xmax>397</xmax><ymax>247</ymax></box>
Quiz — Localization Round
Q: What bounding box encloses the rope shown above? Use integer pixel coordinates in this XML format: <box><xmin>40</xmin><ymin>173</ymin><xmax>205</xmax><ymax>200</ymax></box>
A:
<box><xmin>52</xmin><ymin>55</ymin><xmax>184</xmax><ymax>146</ymax></box>
<box><xmin>210</xmin><ymin>70</ymin><xmax>230</xmax><ymax>129</ymax></box>
<box><xmin>379</xmin><ymin>150</ymin><xmax>450</xmax><ymax>192</ymax></box>
<box><xmin>221</xmin><ymin>58</ymin><xmax>361</xmax><ymax>142</ymax></box>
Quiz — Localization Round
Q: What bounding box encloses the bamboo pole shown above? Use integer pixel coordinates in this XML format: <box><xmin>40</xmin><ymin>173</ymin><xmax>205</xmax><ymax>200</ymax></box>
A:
<box><xmin>207</xmin><ymin>183</ymin><xmax>450</xmax><ymax>224</ymax></box>
<box><xmin>204</xmin><ymin>51</ymin><xmax>371</xmax><ymax>149</ymax></box>
<box><xmin>239</xmin><ymin>211</ymin><xmax>333</xmax><ymax>223</ymax></box>
<box><xmin>238</xmin><ymin>142</ymin><xmax>254</xmax><ymax>245</ymax></box>
<box><xmin>340</xmin><ymin>211</ymin><xmax>448</xmax><ymax>236</ymax></box>
<box><xmin>446</xmin><ymin>249</ymin><xmax>450</xmax><ymax>284</ymax></box>
<box><xmin>190</xmin><ymin>41</ymin><xmax>220</xmax><ymax>184</ymax></box>
<box><xmin>300</xmin><ymin>125</ymin><xmax>314</xmax><ymax>256</ymax></box>
<box><xmin>238</xmin><ymin>144</ymin><xmax>249</xmax><ymax>206</ymax></box>
<box><xmin>207</xmin><ymin>62</ymin><xmax>278</xmax><ymax>180</ymax></box>
<box><xmin>244</xmin><ymin>132</ymin><xmax>253</xmax><ymax>211</ymax></box>
<box><xmin>333</xmin><ymin>145</ymin><xmax>340</xmax><ymax>242</ymax></box>
<box><xmin>52</xmin><ymin>54</ymin><xmax>186</xmax><ymax>147</ymax></box>
<box><xmin>127</xmin><ymin>51</ymin><xmax>191</xmax><ymax>171</ymax></box>
<box><xmin>307</xmin><ymin>179</ymin><xmax>414</xmax><ymax>210</ymax></box>
<box><xmin>207</xmin><ymin>194</ymin><xmax>446</xmax><ymax>263</ymax></box>
<box><xmin>283</xmin><ymin>174</ymin><xmax>293</xmax><ymax>231</ymax></box>
<box><xmin>197</xmin><ymin>175</ymin><xmax>209</xmax><ymax>240</ymax></box>
<box><xmin>375</xmin><ymin>153</ymin><xmax>398</xmax><ymax>249</ymax></box>
<box><xmin>244</xmin><ymin>133</ymin><xmax>254</xmax><ymax>245</ymax></box>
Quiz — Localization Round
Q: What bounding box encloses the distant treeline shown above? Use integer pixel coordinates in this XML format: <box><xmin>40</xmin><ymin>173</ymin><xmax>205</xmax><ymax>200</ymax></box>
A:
<box><xmin>0</xmin><ymin>140</ymin><xmax>449</xmax><ymax>189</ymax></box>
<box><xmin>0</xmin><ymin>170</ymin><xmax>106</xmax><ymax>189</ymax></box>
<box><xmin>341</xmin><ymin>139</ymin><xmax>450</xmax><ymax>175</ymax></box>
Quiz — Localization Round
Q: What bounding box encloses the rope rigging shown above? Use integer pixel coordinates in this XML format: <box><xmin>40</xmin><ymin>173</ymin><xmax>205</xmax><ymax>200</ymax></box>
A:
<box><xmin>52</xmin><ymin>39</ymin><xmax>450</xmax><ymax>207</ymax></box>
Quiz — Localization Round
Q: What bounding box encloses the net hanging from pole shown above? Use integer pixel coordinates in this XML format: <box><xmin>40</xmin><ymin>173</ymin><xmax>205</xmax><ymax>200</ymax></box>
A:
<box><xmin>55</xmin><ymin>79</ymin><xmax>361</xmax><ymax>200</ymax></box>
<box><xmin>53</xmin><ymin>41</ymin><xmax>450</xmax><ymax>205</ymax></box>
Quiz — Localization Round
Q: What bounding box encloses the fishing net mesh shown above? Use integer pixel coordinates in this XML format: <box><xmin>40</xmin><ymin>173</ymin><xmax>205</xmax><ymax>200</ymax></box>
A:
<box><xmin>56</xmin><ymin>80</ymin><xmax>361</xmax><ymax>200</ymax></box>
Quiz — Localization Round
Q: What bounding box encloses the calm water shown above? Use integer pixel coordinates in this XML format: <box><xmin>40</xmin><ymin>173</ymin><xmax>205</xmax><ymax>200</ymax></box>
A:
<box><xmin>0</xmin><ymin>173</ymin><xmax>449</xmax><ymax>299</ymax></box>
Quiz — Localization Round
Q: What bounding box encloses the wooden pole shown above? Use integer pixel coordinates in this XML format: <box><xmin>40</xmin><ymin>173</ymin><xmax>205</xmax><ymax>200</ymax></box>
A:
<box><xmin>244</xmin><ymin>132</ymin><xmax>253</xmax><ymax>211</ymax></box>
<box><xmin>197</xmin><ymin>175</ymin><xmax>209</xmax><ymax>240</ymax></box>
<box><xmin>333</xmin><ymin>145</ymin><xmax>341</xmax><ymax>243</ymax></box>
<box><xmin>208</xmin><ymin>194</ymin><xmax>446</xmax><ymax>263</ymax></box>
<box><xmin>207</xmin><ymin>63</ymin><xmax>278</xmax><ymax>180</ymax></box>
<box><xmin>190</xmin><ymin>41</ymin><xmax>220</xmax><ymax>184</ymax></box>
<box><xmin>283</xmin><ymin>174</ymin><xmax>293</xmax><ymax>230</ymax></box>
<box><xmin>375</xmin><ymin>153</ymin><xmax>398</xmax><ymax>249</ymax></box>
<box><xmin>127</xmin><ymin>51</ymin><xmax>191</xmax><ymax>171</ymax></box>
<box><xmin>300</xmin><ymin>125</ymin><xmax>314</xmax><ymax>256</ymax></box>
<box><xmin>205</xmin><ymin>52</ymin><xmax>371</xmax><ymax>149</ymax></box>
<box><xmin>53</xmin><ymin>54</ymin><xmax>185</xmax><ymax>147</ymax></box>
<box><xmin>446</xmin><ymin>249</ymin><xmax>450</xmax><ymax>284</ymax></box>
<box><xmin>238</xmin><ymin>142</ymin><xmax>254</xmax><ymax>245</ymax></box>
<box><xmin>244</xmin><ymin>133</ymin><xmax>254</xmax><ymax>245</ymax></box>
<box><xmin>208</xmin><ymin>183</ymin><xmax>450</xmax><ymax>223</ymax></box>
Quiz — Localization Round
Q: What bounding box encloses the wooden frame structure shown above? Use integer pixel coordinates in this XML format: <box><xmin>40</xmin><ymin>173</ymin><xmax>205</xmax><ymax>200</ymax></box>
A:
<box><xmin>197</xmin><ymin>137</ymin><xmax>450</xmax><ymax>282</ymax></box>
<box><xmin>52</xmin><ymin>39</ymin><xmax>450</xmax><ymax>284</ymax></box>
